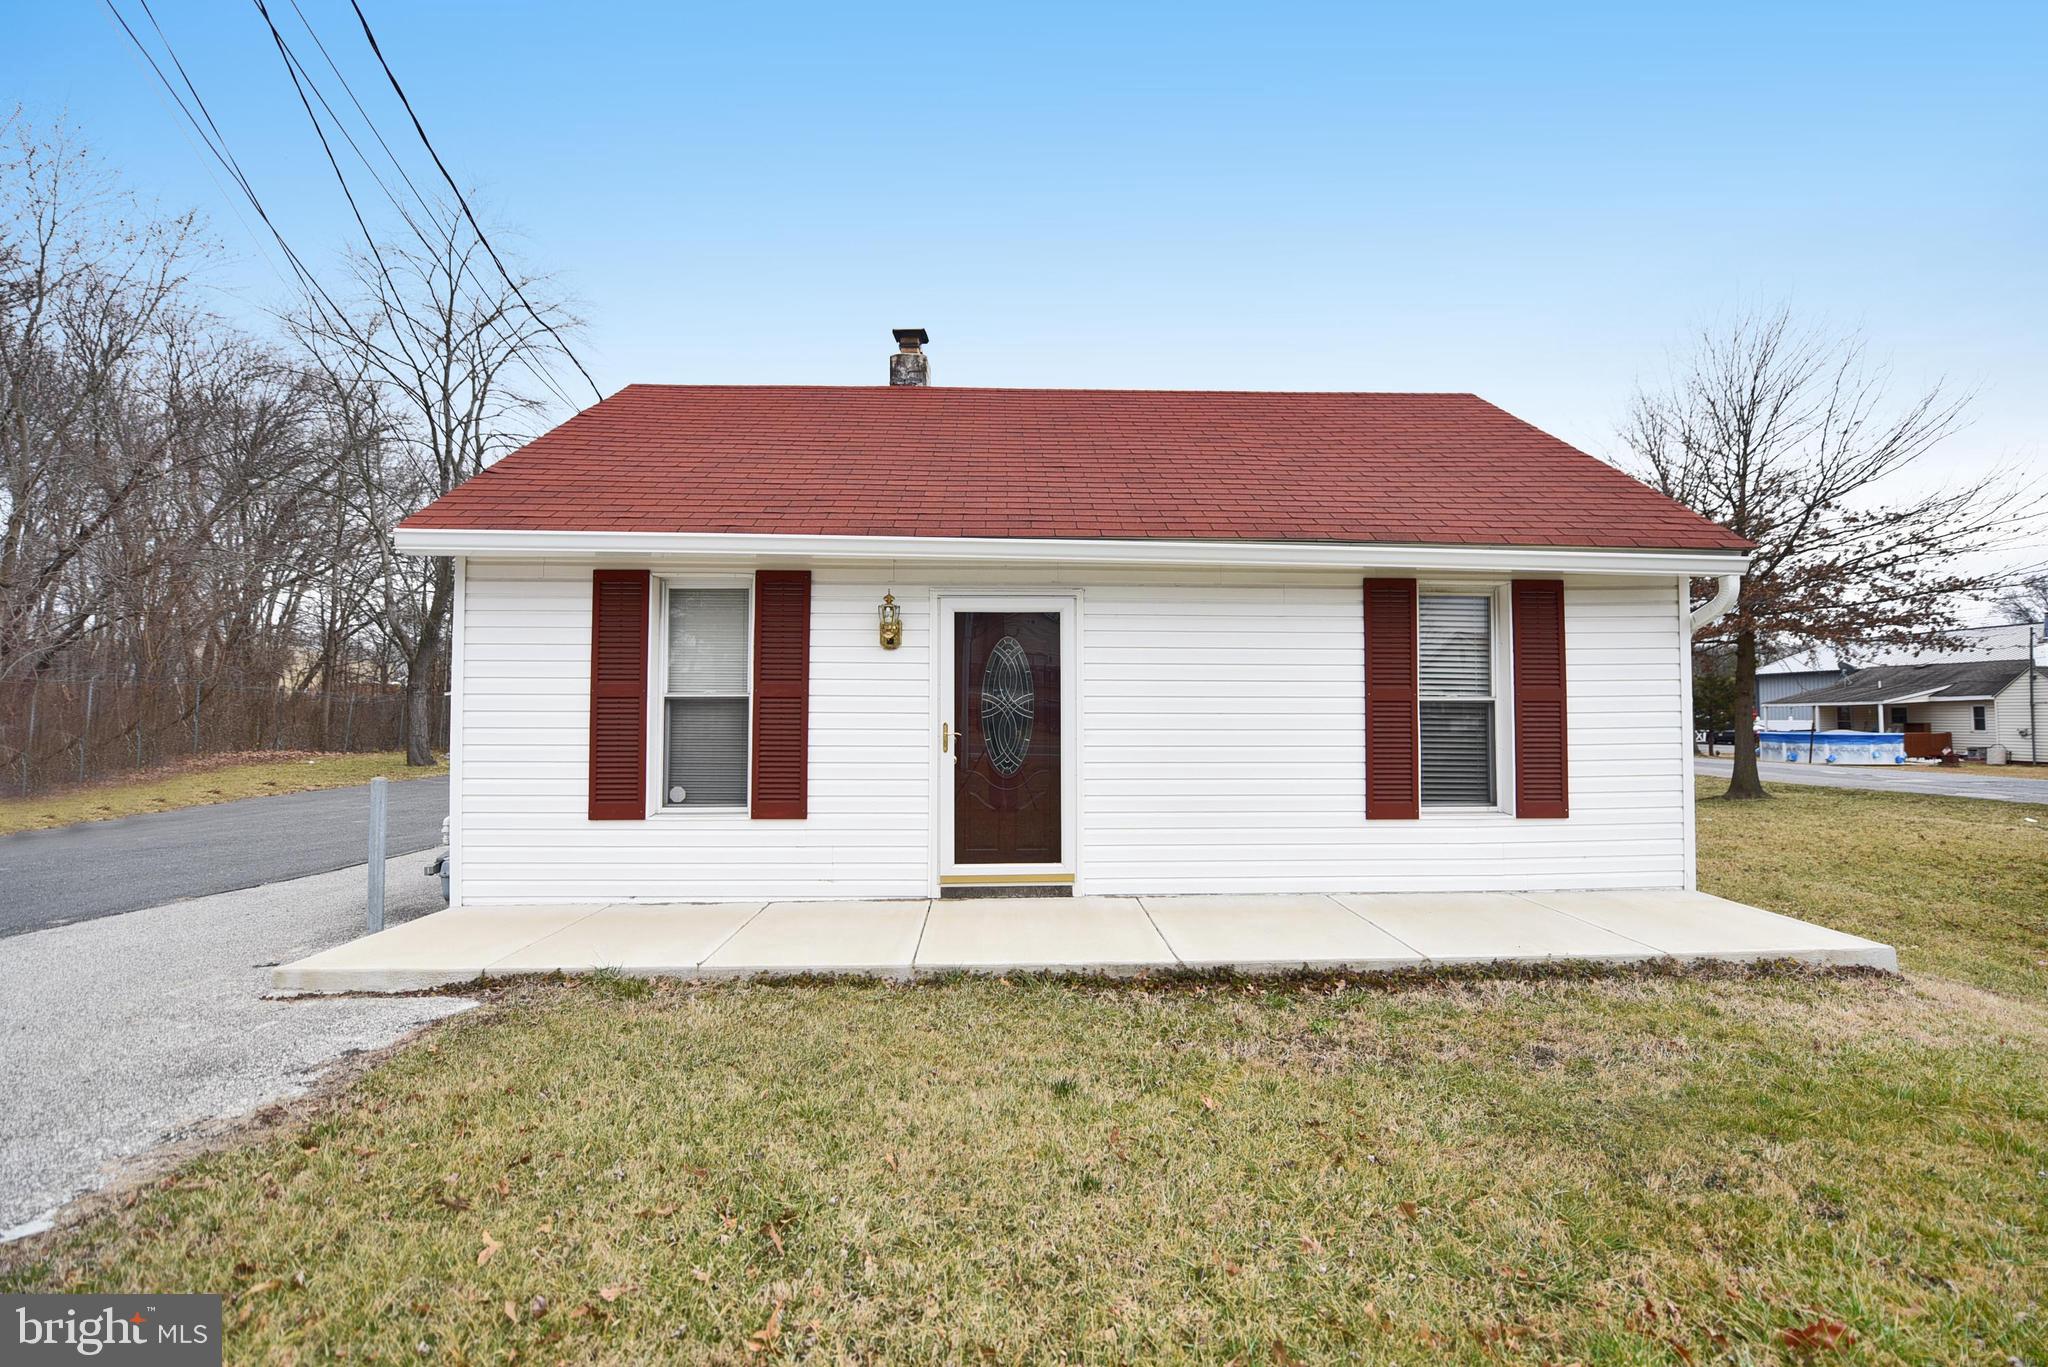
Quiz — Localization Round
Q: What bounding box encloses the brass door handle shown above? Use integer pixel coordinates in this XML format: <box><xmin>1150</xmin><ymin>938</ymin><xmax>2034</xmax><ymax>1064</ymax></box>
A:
<box><xmin>942</xmin><ymin>721</ymin><xmax>952</xmax><ymax>753</ymax></box>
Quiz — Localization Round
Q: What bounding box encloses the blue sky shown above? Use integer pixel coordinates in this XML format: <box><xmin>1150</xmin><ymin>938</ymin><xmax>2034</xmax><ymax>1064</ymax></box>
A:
<box><xmin>11</xmin><ymin>2</ymin><xmax>2045</xmax><ymax>550</ymax></box>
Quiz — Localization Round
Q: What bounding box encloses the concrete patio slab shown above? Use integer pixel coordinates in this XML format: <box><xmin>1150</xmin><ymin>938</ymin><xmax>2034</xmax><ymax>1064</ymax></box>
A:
<box><xmin>272</xmin><ymin>904</ymin><xmax>611</xmax><ymax>993</ymax></box>
<box><xmin>271</xmin><ymin>888</ymin><xmax>1901</xmax><ymax>991</ymax></box>
<box><xmin>917</xmin><ymin>897</ymin><xmax>1171</xmax><ymax>973</ymax></box>
<box><xmin>1335</xmin><ymin>892</ymin><xmax>1660</xmax><ymax>965</ymax></box>
<box><xmin>1521</xmin><ymin>890</ymin><xmax>1898</xmax><ymax>970</ymax></box>
<box><xmin>489</xmin><ymin>902</ymin><xmax>767</xmax><ymax>975</ymax></box>
<box><xmin>701</xmin><ymin>900</ymin><xmax>929</xmax><ymax>978</ymax></box>
<box><xmin>1142</xmin><ymin>894</ymin><xmax>1422</xmax><ymax>970</ymax></box>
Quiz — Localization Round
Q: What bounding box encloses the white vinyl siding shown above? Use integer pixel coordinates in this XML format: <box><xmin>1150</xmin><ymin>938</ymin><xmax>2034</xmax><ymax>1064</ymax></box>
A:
<box><xmin>452</xmin><ymin>563</ymin><xmax>1692</xmax><ymax>902</ymax></box>
<box><xmin>1992</xmin><ymin>669</ymin><xmax>2047</xmax><ymax>763</ymax></box>
<box><xmin>1914</xmin><ymin>699</ymin><xmax>1989</xmax><ymax>749</ymax></box>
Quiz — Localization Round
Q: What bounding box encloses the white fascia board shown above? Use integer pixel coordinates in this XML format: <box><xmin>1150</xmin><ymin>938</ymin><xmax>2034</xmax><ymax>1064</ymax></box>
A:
<box><xmin>1799</xmin><ymin>689</ymin><xmax>1951</xmax><ymax>707</ymax></box>
<box><xmin>392</xmin><ymin>527</ymin><xmax>1750</xmax><ymax>578</ymax></box>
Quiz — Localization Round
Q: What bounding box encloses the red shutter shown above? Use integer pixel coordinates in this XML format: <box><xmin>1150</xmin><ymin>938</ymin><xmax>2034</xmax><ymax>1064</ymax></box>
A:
<box><xmin>588</xmin><ymin>569</ymin><xmax>650</xmax><ymax>820</ymax></box>
<box><xmin>751</xmin><ymin>570</ymin><xmax>811</xmax><ymax>819</ymax></box>
<box><xmin>1364</xmin><ymin>578</ymin><xmax>1420</xmax><ymax>819</ymax></box>
<box><xmin>1512</xmin><ymin>579</ymin><xmax>1569</xmax><ymax>818</ymax></box>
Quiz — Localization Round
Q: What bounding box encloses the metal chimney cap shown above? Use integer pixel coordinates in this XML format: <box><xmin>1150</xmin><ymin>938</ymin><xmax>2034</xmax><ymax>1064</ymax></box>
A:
<box><xmin>892</xmin><ymin>328</ymin><xmax>929</xmax><ymax>351</ymax></box>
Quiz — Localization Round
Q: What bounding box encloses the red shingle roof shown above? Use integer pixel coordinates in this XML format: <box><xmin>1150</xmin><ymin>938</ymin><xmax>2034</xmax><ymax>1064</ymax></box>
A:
<box><xmin>402</xmin><ymin>385</ymin><xmax>1749</xmax><ymax>552</ymax></box>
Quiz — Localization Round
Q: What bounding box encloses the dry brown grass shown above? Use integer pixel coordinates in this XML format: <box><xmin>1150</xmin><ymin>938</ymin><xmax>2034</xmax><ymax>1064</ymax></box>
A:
<box><xmin>1693</xmin><ymin>777</ymin><xmax>2048</xmax><ymax>1000</ymax></box>
<box><xmin>5</xmin><ymin>784</ymin><xmax>2045</xmax><ymax>1363</ymax></box>
<box><xmin>0</xmin><ymin>751</ymin><xmax>446</xmax><ymax>835</ymax></box>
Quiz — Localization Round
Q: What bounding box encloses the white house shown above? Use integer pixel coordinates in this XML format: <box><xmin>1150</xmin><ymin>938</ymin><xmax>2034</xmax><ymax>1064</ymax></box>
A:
<box><xmin>1775</xmin><ymin>659</ymin><xmax>2048</xmax><ymax>762</ymax></box>
<box><xmin>395</xmin><ymin>332</ymin><xmax>1751</xmax><ymax>908</ymax></box>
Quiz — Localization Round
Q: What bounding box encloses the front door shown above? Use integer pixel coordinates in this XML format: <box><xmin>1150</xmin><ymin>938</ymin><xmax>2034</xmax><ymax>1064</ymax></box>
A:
<box><xmin>951</xmin><ymin>609</ymin><xmax>1062</xmax><ymax>866</ymax></box>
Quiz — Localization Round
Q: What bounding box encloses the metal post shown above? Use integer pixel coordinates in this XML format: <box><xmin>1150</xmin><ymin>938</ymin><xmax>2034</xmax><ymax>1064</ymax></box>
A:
<box><xmin>2031</xmin><ymin>624</ymin><xmax>2040</xmax><ymax>766</ymax></box>
<box><xmin>21</xmin><ymin>683</ymin><xmax>35</xmax><ymax>795</ymax></box>
<box><xmin>79</xmin><ymin>678</ymin><xmax>96</xmax><ymax>783</ymax></box>
<box><xmin>367</xmin><ymin>776</ymin><xmax>387</xmax><ymax>933</ymax></box>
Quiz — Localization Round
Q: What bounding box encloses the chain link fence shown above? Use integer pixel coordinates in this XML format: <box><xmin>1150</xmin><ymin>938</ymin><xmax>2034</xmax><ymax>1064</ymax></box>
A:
<box><xmin>0</xmin><ymin>672</ymin><xmax>450</xmax><ymax>796</ymax></box>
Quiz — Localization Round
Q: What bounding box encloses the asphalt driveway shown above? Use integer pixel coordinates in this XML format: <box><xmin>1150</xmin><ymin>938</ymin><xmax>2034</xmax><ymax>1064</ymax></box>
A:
<box><xmin>1696</xmin><ymin>757</ymin><xmax>2048</xmax><ymax>804</ymax></box>
<box><xmin>0</xmin><ymin>776</ymin><xmax>448</xmax><ymax>938</ymax></box>
<box><xmin>0</xmin><ymin>854</ymin><xmax>472</xmax><ymax>1237</ymax></box>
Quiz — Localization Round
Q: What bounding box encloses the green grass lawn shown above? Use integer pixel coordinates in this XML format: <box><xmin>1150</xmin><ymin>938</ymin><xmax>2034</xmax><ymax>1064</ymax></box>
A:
<box><xmin>0</xmin><ymin>751</ymin><xmax>447</xmax><ymax>835</ymax></box>
<box><xmin>1696</xmin><ymin>777</ymin><xmax>2048</xmax><ymax>1000</ymax></box>
<box><xmin>3</xmin><ymin>781</ymin><xmax>2044</xmax><ymax>1364</ymax></box>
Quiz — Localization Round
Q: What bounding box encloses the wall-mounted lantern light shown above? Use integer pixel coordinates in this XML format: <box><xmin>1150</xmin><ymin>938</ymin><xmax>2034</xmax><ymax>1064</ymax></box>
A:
<box><xmin>878</xmin><ymin>592</ymin><xmax>903</xmax><ymax>650</ymax></box>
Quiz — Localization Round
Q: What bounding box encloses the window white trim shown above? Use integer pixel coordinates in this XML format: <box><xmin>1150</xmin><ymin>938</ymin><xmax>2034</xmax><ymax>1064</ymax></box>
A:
<box><xmin>648</xmin><ymin>574</ymin><xmax>755</xmax><ymax>814</ymax></box>
<box><xmin>1415</xmin><ymin>582</ymin><xmax>1515</xmax><ymax>815</ymax></box>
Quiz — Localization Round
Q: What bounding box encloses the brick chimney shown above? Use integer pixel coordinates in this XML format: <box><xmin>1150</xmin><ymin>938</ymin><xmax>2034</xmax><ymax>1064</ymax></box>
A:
<box><xmin>888</xmin><ymin>328</ymin><xmax>929</xmax><ymax>386</ymax></box>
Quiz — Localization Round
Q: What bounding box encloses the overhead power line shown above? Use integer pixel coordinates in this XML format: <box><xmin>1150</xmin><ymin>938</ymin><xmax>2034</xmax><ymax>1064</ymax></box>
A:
<box><xmin>264</xmin><ymin>0</ymin><xmax>584</xmax><ymax>410</ymax></box>
<box><xmin>345</xmin><ymin>0</ymin><xmax>604</xmax><ymax>404</ymax></box>
<box><xmin>106</xmin><ymin>0</ymin><xmax>356</xmax><ymax>336</ymax></box>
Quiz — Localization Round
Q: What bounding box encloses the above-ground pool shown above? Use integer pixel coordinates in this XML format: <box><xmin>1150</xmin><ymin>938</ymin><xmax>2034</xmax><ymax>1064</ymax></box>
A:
<box><xmin>1756</xmin><ymin>730</ymin><xmax>1907</xmax><ymax>765</ymax></box>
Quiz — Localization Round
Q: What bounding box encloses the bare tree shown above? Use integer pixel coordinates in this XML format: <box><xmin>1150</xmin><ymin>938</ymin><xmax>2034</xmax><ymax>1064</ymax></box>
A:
<box><xmin>0</xmin><ymin>112</ymin><xmax>209</xmax><ymax>681</ymax></box>
<box><xmin>1995</xmin><ymin>574</ymin><xmax>2048</xmax><ymax>630</ymax></box>
<box><xmin>0</xmin><ymin>113</ymin><xmax>493</xmax><ymax>790</ymax></box>
<box><xmin>1622</xmin><ymin>307</ymin><xmax>2036</xmax><ymax>799</ymax></box>
<box><xmin>291</xmin><ymin>210</ymin><xmax>579</xmax><ymax>765</ymax></box>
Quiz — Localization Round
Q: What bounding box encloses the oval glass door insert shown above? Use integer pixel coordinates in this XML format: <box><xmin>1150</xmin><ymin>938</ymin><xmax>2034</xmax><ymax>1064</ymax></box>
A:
<box><xmin>980</xmin><ymin>636</ymin><xmax>1035</xmax><ymax>775</ymax></box>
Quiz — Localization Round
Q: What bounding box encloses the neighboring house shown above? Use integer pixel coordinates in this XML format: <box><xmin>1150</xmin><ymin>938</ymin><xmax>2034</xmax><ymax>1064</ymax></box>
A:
<box><xmin>1757</xmin><ymin>645</ymin><xmax>1853</xmax><ymax>724</ymax></box>
<box><xmin>395</xmin><ymin>331</ymin><xmax>1750</xmax><ymax>907</ymax></box>
<box><xmin>1757</xmin><ymin>627</ymin><xmax>2048</xmax><ymax>727</ymax></box>
<box><xmin>1775</xmin><ymin>660</ymin><xmax>2048</xmax><ymax>761</ymax></box>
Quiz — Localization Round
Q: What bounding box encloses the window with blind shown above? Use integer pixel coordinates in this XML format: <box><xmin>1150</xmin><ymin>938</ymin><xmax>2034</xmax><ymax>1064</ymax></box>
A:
<box><xmin>1418</xmin><ymin>593</ymin><xmax>1497</xmax><ymax>807</ymax></box>
<box><xmin>663</xmin><ymin>585</ymin><xmax>751</xmax><ymax>808</ymax></box>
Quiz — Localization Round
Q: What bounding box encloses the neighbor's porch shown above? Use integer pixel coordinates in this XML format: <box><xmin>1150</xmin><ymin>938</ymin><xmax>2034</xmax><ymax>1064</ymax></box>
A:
<box><xmin>272</xmin><ymin>890</ymin><xmax>1895</xmax><ymax>993</ymax></box>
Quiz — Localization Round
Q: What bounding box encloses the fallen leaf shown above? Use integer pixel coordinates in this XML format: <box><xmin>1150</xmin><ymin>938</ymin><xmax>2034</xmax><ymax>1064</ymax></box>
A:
<box><xmin>477</xmin><ymin>1231</ymin><xmax>503</xmax><ymax>1267</ymax></box>
<box><xmin>1200</xmin><ymin>1096</ymin><xmax>1219</xmax><ymax>1113</ymax></box>
<box><xmin>239</xmin><ymin>1279</ymin><xmax>282</xmax><ymax>1300</ymax></box>
<box><xmin>882</xmin><ymin>1152</ymin><xmax>899</xmax><ymax>1172</ymax></box>
<box><xmin>1298</xmin><ymin>1233</ymin><xmax>1325</xmax><ymax>1256</ymax></box>
<box><xmin>598</xmin><ymin>1284</ymin><xmax>628</xmax><ymax>1303</ymax></box>
<box><xmin>763</xmin><ymin>1222</ymin><xmax>784</xmax><ymax>1254</ymax></box>
<box><xmin>1396</xmin><ymin>1201</ymin><xmax>1419</xmax><ymax>1221</ymax></box>
<box><xmin>746</xmin><ymin>1299</ymin><xmax>784</xmax><ymax>1354</ymax></box>
<box><xmin>692</xmin><ymin>1267</ymin><xmax>711</xmax><ymax>1284</ymax></box>
<box><xmin>1781</xmin><ymin>1319</ymin><xmax>1855</xmax><ymax>1352</ymax></box>
<box><xmin>503</xmin><ymin>1299</ymin><xmax>518</xmax><ymax>1324</ymax></box>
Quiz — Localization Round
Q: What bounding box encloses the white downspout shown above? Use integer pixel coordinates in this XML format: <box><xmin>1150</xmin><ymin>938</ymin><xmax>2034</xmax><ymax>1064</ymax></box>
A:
<box><xmin>1689</xmin><ymin>573</ymin><xmax>1741</xmax><ymax>635</ymax></box>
